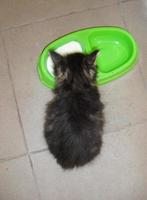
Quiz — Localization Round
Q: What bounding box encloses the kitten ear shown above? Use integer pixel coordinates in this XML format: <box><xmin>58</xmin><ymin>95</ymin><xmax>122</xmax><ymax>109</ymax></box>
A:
<box><xmin>49</xmin><ymin>51</ymin><xmax>63</xmax><ymax>65</ymax></box>
<box><xmin>85</xmin><ymin>50</ymin><xmax>99</xmax><ymax>66</ymax></box>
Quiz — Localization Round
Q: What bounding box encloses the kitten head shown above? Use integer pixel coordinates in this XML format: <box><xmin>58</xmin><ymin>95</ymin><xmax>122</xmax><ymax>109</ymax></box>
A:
<box><xmin>50</xmin><ymin>50</ymin><xmax>99</xmax><ymax>90</ymax></box>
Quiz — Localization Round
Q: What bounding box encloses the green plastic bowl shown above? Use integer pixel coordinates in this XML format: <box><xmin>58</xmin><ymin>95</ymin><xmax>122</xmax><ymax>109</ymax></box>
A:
<box><xmin>37</xmin><ymin>27</ymin><xmax>138</xmax><ymax>89</ymax></box>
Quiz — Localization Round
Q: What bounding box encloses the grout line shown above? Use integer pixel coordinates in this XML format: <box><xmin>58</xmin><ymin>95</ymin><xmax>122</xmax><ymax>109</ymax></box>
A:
<box><xmin>118</xmin><ymin>0</ymin><xmax>147</xmax><ymax>91</ymax></box>
<box><xmin>120</xmin><ymin>0</ymin><xmax>137</xmax><ymax>3</ymax></box>
<box><xmin>1</xmin><ymin>35</ymin><xmax>29</xmax><ymax>153</ymax></box>
<box><xmin>104</xmin><ymin>118</ymin><xmax>147</xmax><ymax>135</ymax></box>
<box><xmin>1</xmin><ymin>35</ymin><xmax>42</xmax><ymax>200</ymax></box>
<box><xmin>0</xmin><ymin>148</ymin><xmax>48</xmax><ymax>163</ymax></box>
<box><xmin>0</xmin><ymin>3</ymin><xmax>117</xmax><ymax>33</ymax></box>
<box><xmin>0</xmin><ymin>153</ymin><xmax>27</xmax><ymax>163</ymax></box>
<box><xmin>138</xmin><ymin>63</ymin><xmax>147</xmax><ymax>91</ymax></box>
<box><xmin>28</xmin><ymin>155</ymin><xmax>42</xmax><ymax>200</ymax></box>
<box><xmin>118</xmin><ymin>1</ymin><xmax>128</xmax><ymax>29</ymax></box>
<box><xmin>30</xmin><ymin>148</ymin><xmax>48</xmax><ymax>155</ymax></box>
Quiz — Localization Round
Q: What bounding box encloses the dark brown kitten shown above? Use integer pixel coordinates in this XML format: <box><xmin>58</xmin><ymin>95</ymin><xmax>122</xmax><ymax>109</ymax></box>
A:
<box><xmin>44</xmin><ymin>50</ymin><xmax>104</xmax><ymax>169</ymax></box>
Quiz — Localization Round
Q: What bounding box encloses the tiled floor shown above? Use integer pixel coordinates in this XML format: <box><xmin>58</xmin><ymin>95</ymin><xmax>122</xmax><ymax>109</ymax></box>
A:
<box><xmin>0</xmin><ymin>0</ymin><xmax>147</xmax><ymax>199</ymax></box>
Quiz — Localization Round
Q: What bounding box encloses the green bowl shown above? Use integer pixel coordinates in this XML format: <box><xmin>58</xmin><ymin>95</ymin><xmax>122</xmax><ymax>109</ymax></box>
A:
<box><xmin>37</xmin><ymin>27</ymin><xmax>138</xmax><ymax>89</ymax></box>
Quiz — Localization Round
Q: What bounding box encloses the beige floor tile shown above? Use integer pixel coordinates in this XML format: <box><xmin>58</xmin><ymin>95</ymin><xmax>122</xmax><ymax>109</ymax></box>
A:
<box><xmin>0</xmin><ymin>156</ymin><xmax>40</xmax><ymax>200</ymax></box>
<box><xmin>2</xmin><ymin>4</ymin><xmax>123</xmax><ymax>152</ymax></box>
<box><xmin>120</xmin><ymin>0</ymin><xmax>147</xmax><ymax>87</ymax></box>
<box><xmin>0</xmin><ymin>36</ymin><xmax>26</xmax><ymax>159</ymax></box>
<box><xmin>100</xmin><ymin>66</ymin><xmax>147</xmax><ymax>133</ymax></box>
<box><xmin>0</xmin><ymin>0</ymin><xmax>117</xmax><ymax>30</ymax></box>
<box><xmin>119</xmin><ymin>0</ymin><xmax>137</xmax><ymax>2</ymax></box>
<box><xmin>31</xmin><ymin>122</ymin><xmax>147</xmax><ymax>200</ymax></box>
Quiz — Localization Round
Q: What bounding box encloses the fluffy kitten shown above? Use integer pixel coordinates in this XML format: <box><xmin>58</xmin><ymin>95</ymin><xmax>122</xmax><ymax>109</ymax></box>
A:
<box><xmin>44</xmin><ymin>50</ymin><xmax>104</xmax><ymax>169</ymax></box>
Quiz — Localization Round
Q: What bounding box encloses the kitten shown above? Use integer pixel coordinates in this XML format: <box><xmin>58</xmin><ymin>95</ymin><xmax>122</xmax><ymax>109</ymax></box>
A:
<box><xmin>44</xmin><ymin>50</ymin><xmax>104</xmax><ymax>169</ymax></box>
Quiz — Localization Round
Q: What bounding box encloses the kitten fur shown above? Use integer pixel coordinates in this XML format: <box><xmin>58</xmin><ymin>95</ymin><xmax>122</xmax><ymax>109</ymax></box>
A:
<box><xmin>44</xmin><ymin>50</ymin><xmax>104</xmax><ymax>169</ymax></box>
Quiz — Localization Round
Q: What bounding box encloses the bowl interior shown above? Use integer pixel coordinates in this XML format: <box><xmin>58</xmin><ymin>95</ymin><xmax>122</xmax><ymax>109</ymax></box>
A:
<box><xmin>88</xmin><ymin>30</ymin><xmax>133</xmax><ymax>73</ymax></box>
